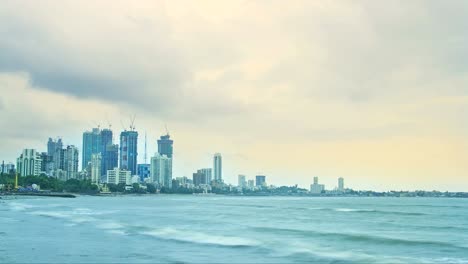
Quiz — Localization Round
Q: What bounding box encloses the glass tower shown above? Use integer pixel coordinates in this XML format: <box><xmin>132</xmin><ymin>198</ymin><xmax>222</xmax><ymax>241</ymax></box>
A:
<box><xmin>120</xmin><ymin>130</ymin><xmax>138</xmax><ymax>175</ymax></box>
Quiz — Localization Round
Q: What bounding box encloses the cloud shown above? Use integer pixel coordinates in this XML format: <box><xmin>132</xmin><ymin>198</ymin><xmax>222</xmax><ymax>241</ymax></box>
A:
<box><xmin>1</xmin><ymin>0</ymin><xmax>468</xmax><ymax>190</ymax></box>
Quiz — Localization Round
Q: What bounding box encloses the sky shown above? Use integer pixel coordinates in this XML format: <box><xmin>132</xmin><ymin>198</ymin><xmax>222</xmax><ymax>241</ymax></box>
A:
<box><xmin>0</xmin><ymin>0</ymin><xmax>467</xmax><ymax>191</ymax></box>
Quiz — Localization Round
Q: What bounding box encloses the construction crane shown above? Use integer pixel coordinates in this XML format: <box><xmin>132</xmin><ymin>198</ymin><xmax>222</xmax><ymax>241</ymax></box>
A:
<box><xmin>144</xmin><ymin>131</ymin><xmax>148</xmax><ymax>164</ymax></box>
<box><xmin>129</xmin><ymin>114</ymin><xmax>136</xmax><ymax>131</ymax></box>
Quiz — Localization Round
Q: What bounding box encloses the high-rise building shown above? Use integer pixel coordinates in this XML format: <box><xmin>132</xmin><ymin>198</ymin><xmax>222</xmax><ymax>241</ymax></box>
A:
<box><xmin>46</xmin><ymin>137</ymin><xmax>63</xmax><ymax>175</ymax></box>
<box><xmin>64</xmin><ymin>145</ymin><xmax>79</xmax><ymax>180</ymax></box>
<box><xmin>137</xmin><ymin>164</ymin><xmax>150</xmax><ymax>181</ymax></box>
<box><xmin>193</xmin><ymin>172</ymin><xmax>206</xmax><ymax>186</ymax></box>
<box><xmin>106</xmin><ymin>167</ymin><xmax>131</xmax><ymax>185</ymax></box>
<box><xmin>247</xmin><ymin>180</ymin><xmax>255</xmax><ymax>189</ymax></box>
<box><xmin>198</xmin><ymin>168</ymin><xmax>212</xmax><ymax>184</ymax></box>
<box><xmin>238</xmin><ymin>175</ymin><xmax>246</xmax><ymax>188</ymax></box>
<box><xmin>82</xmin><ymin>128</ymin><xmax>101</xmax><ymax>170</ymax></box>
<box><xmin>104</xmin><ymin>144</ymin><xmax>119</xmax><ymax>181</ymax></box>
<box><xmin>310</xmin><ymin>177</ymin><xmax>325</xmax><ymax>194</ymax></box>
<box><xmin>157</xmin><ymin>134</ymin><xmax>173</xmax><ymax>158</ymax></box>
<box><xmin>17</xmin><ymin>149</ymin><xmax>42</xmax><ymax>176</ymax></box>
<box><xmin>256</xmin><ymin>175</ymin><xmax>266</xmax><ymax>187</ymax></box>
<box><xmin>91</xmin><ymin>153</ymin><xmax>102</xmax><ymax>184</ymax></box>
<box><xmin>1</xmin><ymin>162</ymin><xmax>15</xmax><ymax>174</ymax></box>
<box><xmin>40</xmin><ymin>152</ymin><xmax>49</xmax><ymax>174</ymax></box>
<box><xmin>213</xmin><ymin>153</ymin><xmax>222</xmax><ymax>182</ymax></box>
<box><xmin>338</xmin><ymin>177</ymin><xmax>344</xmax><ymax>192</ymax></box>
<box><xmin>150</xmin><ymin>154</ymin><xmax>172</xmax><ymax>188</ymax></box>
<box><xmin>53</xmin><ymin>148</ymin><xmax>65</xmax><ymax>171</ymax></box>
<box><xmin>100</xmin><ymin>129</ymin><xmax>113</xmax><ymax>176</ymax></box>
<box><xmin>120</xmin><ymin>130</ymin><xmax>138</xmax><ymax>175</ymax></box>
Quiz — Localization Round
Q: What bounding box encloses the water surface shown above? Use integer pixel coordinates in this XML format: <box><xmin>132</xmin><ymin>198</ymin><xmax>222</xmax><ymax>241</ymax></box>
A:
<box><xmin>1</xmin><ymin>196</ymin><xmax>467</xmax><ymax>263</ymax></box>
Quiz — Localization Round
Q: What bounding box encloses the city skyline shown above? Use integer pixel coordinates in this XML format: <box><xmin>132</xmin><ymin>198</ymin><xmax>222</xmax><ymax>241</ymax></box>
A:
<box><xmin>1</xmin><ymin>1</ymin><xmax>468</xmax><ymax>191</ymax></box>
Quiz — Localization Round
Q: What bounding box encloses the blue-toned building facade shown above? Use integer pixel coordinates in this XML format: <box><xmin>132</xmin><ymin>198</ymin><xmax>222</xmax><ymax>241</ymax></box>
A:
<box><xmin>120</xmin><ymin>130</ymin><xmax>138</xmax><ymax>175</ymax></box>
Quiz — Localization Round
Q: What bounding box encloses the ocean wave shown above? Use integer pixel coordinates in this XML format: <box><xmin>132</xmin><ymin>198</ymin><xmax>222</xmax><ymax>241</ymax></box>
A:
<box><xmin>327</xmin><ymin>207</ymin><xmax>428</xmax><ymax>216</ymax></box>
<box><xmin>253</xmin><ymin>226</ymin><xmax>467</xmax><ymax>250</ymax></box>
<box><xmin>96</xmin><ymin>222</ymin><xmax>125</xmax><ymax>230</ymax></box>
<box><xmin>142</xmin><ymin>227</ymin><xmax>260</xmax><ymax>247</ymax></box>
<box><xmin>8</xmin><ymin>202</ymin><xmax>36</xmax><ymax>211</ymax></box>
<box><xmin>29</xmin><ymin>210</ymin><xmax>96</xmax><ymax>223</ymax></box>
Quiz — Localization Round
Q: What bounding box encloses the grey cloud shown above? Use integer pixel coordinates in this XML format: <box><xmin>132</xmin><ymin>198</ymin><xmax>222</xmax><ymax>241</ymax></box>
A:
<box><xmin>256</xmin><ymin>0</ymin><xmax>468</xmax><ymax>102</ymax></box>
<box><xmin>0</xmin><ymin>2</ymin><xmax>190</xmax><ymax>114</ymax></box>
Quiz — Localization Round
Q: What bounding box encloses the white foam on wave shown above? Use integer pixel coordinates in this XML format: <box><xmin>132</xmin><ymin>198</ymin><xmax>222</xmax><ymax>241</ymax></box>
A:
<box><xmin>29</xmin><ymin>210</ymin><xmax>96</xmax><ymax>223</ymax></box>
<box><xmin>108</xmin><ymin>230</ymin><xmax>126</xmax><ymax>235</ymax></box>
<box><xmin>8</xmin><ymin>202</ymin><xmax>36</xmax><ymax>211</ymax></box>
<box><xmin>97</xmin><ymin>222</ymin><xmax>125</xmax><ymax>230</ymax></box>
<box><xmin>142</xmin><ymin>227</ymin><xmax>260</xmax><ymax>247</ymax></box>
<box><xmin>334</xmin><ymin>208</ymin><xmax>375</xmax><ymax>212</ymax></box>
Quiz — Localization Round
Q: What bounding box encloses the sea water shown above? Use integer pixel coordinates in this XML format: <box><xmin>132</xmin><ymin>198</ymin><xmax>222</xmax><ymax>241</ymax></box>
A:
<box><xmin>0</xmin><ymin>196</ymin><xmax>467</xmax><ymax>263</ymax></box>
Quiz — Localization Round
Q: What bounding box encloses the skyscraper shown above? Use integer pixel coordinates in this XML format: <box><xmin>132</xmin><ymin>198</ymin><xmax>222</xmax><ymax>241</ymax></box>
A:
<box><xmin>47</xmin><ymin>137</ymin><xmax>63</xmax><ymax>175</ymax></box>
<box><xmin>256</xmin><ymin>175</ymin><xmax>266</xmax><ymax>187</ymax></box>
<box><xmin>238</xmin><ymin>175</ymin><xmax>246</xmax><ymax>188</ymax></box>
<box><xmin>104</xmin><ymin>144</ymin><xmax>119</xmax><ymax>180</ymax></box>
<box><xmin>120</xmin><ymin>131</ymin><xmax>138</xmax><ymax>175</ymax></box>
<box><xmin>82</xmin><ymin>128</ymin><xmax>101</xmax><ymax>170</ymax></box>
<box><xmin>17</xmin><ymin>149</ymin><xmax>42</xmax><ymax>176</ymax></box>
<box><xmin>157</xmin><ymin>134</ymin><xmax>173</xmax><ymax>158</ymax></box>
<box><xmin>64</xmin><ymin>145</ymin><xmax>79</xmax><ymax>180</ymax></box>
<box><xmin>91</xmin><ymin>153</ymin><xmax>101</xmax><ymax>184</ymax></box>
<box><xmin>100</xmin><ymin>129</ymin><xmax>113</xmax><ymax>176</ymax></box>
<box><xmin>198</xmin><ymin>168</ymin><xmax>212</xmax><ymax>184</ymax></box>
<box><xmin>338</xmin><ymin>177</ymin><xmax>344</xmax><ymax>192</ymax></box>
<box><xmin>150</xmin><ymin>154</ymin><xmax>172</xmax><ymax>188</ymax></box>
<box><xmin>47</xmin><ymin>138</ymin><xmax>56</xmax><ymax>157</ymax></box>
<box><xmin>310</xmin><ymin>177</ymin><xmax>325</xmax><ymax>194</ymax></box>
<box><xmin>213</xmin><ymin>153</ymin><xmax>222</xmax><ymax>182</ymax></box>
<box><xmin>193</xmin><ymin>171</ymin><xmax>206</xmax><ymax>186</ymax></box>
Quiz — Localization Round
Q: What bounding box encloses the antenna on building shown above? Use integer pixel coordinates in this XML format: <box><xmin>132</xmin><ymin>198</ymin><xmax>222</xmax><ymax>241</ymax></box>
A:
<box><xmin>165</xmin><ymin>124</ymin><xmax>170</xmax><ymax>136</ymax></box>
<box><xmin>144</xmin><ymin>131</ymin><xmax>148</xmax><ymax>164</ymax></box>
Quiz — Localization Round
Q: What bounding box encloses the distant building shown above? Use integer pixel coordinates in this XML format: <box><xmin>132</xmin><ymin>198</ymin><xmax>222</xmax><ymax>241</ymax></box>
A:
<box><xmin>100</xmin><ymin>129</ymin><xmax>114</xmax><ymax>177</ymax></box>
<box><xmin>157</xmin><ymin>134</ymin><xmax>173</xmax><ymax>158</ymax></box>
<box><xmin>91</xmin><ymin>153</ymin><xmax>102</xmax><ymax>184</ymax></box>
<box><xmin>39</xmin><ymin>152</ymin><xmax>49</xmax><ymax>174</ymax></box>
<box><xmin>104</xmin><ymin>144</ymin><xmax>119</xmax><ymax>181</ymax></box>
<box><xmin>256</xmin><ymin>175</ymin><xmax>266</xmax><ymax>187</ymax></box>
<box><xmin>198</xmin><ymin>168</ymin><xmax>212</xmax><ymax>184</ymax></box>
<box><xmin>193</xmin><ymin>171</ymin><xmax>206</xmax><ymax>186</ymax></box>
<box><xmin>131</xmin><ymin>175</ymin><xmax>140</xmax><ymax>184</ymax></box>
<box><xmin>82</xmin><ymin>128</ymin><xmax>101</xmax><ymax>170</ymax></box>
<box><xmin>17</xmin><ymin>149</ymin><xmax>42</xmax><ymax>176</ymax></box>
<box><xmin>150</xmin><ymin>154</ymin><xmax>172</xmax><ymax>188</ymax></box>
<box><xmin>310</xmin><ymin>177</ymin><xmax>325</xmax><ymax>194</ymax></box>
<box><xmin>120</xmin><ymin>130</ymin><xmax>138</xmax><ymax>175</ymax></box>
<box><xmin>338</xmin><ymin>177</ymin><xmax>344</xmax><ymax>192</ymax></box>
<box><xmin>213</xmin><ymin>153</ymin><xmax>222</xmax><ymax>182</ymax></box>
<box><xmin>106</xmin><ymin>167</ymin><xmax>131</xmax><ymax>185</ymax></box>
<box><xmin>247</xmin><ymin>180</ymin><xmax>255</xmax><ymax>188</ymax></box>
<box><xmin>46</xmin><ymin>138</ymin><xmax>62</xmax><ymax>174</ymax></box>
<box><xmin>137</xmin><ymin>164</ymin><xmax>150</xmax><ymax>181</ymax></box>
<box><xmin>1</xmin><ymin>162</ymin><xmax>15</xmax><ymax>174</ymax></box>
<box><xmin>64</xmin><ymin>145</ymin><xmax>79</xmax><ymax>180</ymax></box>
<box><xmin>238</xmin><ymin>175</ymin><xmax>246</xmax><ymax>188</ymax></box>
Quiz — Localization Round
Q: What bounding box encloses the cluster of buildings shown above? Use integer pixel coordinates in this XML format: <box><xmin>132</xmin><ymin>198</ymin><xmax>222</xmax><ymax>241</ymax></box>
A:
<box><xmin>7</xmin><ymin>125</ymin><xmax>230</xmax><ymax>192</ymax></box>
<box><xmin>3</xmin><ymin>124</ymin><xmax>348</xmax><ymax>194</ymax></box>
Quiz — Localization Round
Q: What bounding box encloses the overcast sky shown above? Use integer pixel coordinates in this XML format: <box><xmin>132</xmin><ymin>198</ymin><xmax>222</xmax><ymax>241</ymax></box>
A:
<box><xmin>1</xmin><ymin>0</ymin><xmax>467</xmax><ymax>191</ymax></box>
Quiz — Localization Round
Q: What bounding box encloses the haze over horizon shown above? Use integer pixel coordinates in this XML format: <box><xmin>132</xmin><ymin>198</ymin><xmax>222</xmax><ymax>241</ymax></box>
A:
<box><xmin>1</xmin><ymin>0</ymin><xmax>467</xmax><ymax>191</ymax></box>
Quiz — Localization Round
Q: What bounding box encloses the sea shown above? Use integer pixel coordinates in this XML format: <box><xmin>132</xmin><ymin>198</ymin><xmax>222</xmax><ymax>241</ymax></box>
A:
<box><xmin>0</xmin><ymin>195</ymin><xmax>467</xmax><ymax>263</ymax></box>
